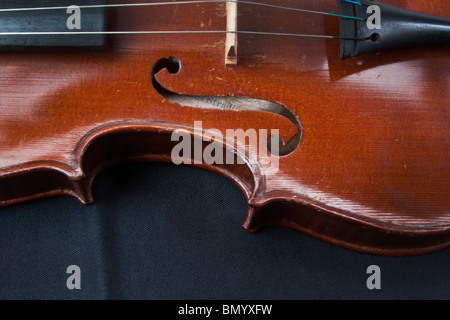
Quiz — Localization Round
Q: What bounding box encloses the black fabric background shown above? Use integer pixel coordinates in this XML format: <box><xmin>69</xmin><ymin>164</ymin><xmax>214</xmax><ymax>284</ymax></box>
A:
<box><xmin>0</xmin><ymin>162</ymin><xmax>448</xmax><ymax>300</ymax></box>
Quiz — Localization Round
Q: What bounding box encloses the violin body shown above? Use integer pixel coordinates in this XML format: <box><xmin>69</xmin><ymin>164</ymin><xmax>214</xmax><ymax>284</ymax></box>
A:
<box><xmin>0</xmin><ymin>0</ymin><xmax>449</xmax><ymax>255</ymax></box>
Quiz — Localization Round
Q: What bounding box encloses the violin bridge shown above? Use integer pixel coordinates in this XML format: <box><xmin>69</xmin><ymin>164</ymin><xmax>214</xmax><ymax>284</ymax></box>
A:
<box><xmin>225</xmin><ymin>1</ymin><xmax>238</xmax><ymax>66</ymax></box>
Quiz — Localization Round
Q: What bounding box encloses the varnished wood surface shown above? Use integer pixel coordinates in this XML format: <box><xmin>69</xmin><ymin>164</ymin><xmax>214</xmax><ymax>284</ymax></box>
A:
<box><xmin>0</xmin><ymin>0</ymin><xmax>449</xmax><ymax>255</ymax></box>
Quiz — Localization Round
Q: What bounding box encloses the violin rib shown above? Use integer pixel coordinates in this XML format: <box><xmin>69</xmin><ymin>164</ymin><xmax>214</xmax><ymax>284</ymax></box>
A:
<box><xmin>0</xmin><ymin>0</ymin><xmax>449</xmax><ymax>255</ymax></box>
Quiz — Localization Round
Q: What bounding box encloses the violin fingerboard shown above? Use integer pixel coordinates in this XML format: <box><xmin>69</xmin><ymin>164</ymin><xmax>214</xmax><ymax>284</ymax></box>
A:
<box><xmin>0</xmin><ymin>0</ymin><xmax>106</xmax><ymax>49</ymax></box>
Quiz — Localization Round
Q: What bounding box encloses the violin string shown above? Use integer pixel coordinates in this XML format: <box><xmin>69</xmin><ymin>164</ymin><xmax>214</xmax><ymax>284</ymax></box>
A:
<box><xmin>343</xmin><ymin>0</ymin><xmax>362</xmax><ymax>5</ymax></box>
<box><xmin>0</xmin><ymin>30</ymin><xmax>365</xmax><ymax>41</ymax></box>
<box><xmin>0</xmin><ymin>0</ymin><xmax>367</xmax><ymax>40</ymax></box>
<box><xmin>0</xmin><ymin>0</ymin><xmax>365</xmax><ymax>22</ymax></box>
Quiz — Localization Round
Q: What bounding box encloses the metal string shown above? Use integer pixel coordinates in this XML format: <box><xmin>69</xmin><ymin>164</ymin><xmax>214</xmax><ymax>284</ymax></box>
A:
<box><xmin>0</xmin><ymin>0</ymin><xmax>365</xmax><ymax>21</ymax></box>
<box><xmin>0</xmin><ymin>29</ymin><xmax>363</xmax><ymax>41</ymax></box>
<box><xmin>0</xmin><ymin>0</ymin><xmax>366</xmax><ymax>41</ymax></box>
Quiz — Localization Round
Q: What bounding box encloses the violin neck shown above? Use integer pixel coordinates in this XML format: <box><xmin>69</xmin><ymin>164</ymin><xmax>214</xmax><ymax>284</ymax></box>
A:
<box><xmin>0</xmin><ymin>0</ymin><xmax>106</xmax><ymax>49</ymax></box>
<box><xmin>338</xmin><ymin>0</ymin><xmax>450</xmax><ymax>58</ymax></box>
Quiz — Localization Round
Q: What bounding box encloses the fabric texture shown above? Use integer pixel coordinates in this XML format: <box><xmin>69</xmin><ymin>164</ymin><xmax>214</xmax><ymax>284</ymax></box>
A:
<box><xmin>0</xmin><ymin>162</ymin><xmax>448</xmax><ymax>300</ymax></box>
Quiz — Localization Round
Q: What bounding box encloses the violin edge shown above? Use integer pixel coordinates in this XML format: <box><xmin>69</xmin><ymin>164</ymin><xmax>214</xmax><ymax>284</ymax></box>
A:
<box><xmin>244</xmin><ymin>198</ymin><xmax>450</xmax><ymax>256</ymax></box>
<box><xmin>0</xmin><ymin>121</ymin><xmax>449</xmax><ymax>256</ymax></box>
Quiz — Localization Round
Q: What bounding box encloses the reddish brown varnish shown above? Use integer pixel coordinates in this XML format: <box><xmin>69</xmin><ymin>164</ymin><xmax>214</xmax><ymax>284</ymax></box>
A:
<box><xmin>0</xmin><ymin>0</ymin><xmax>449</xmax><ymax>255</ymax></box>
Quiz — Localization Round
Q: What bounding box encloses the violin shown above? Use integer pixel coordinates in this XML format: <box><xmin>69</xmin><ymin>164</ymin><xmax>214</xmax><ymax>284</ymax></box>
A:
<box><xmin>0</xmin><ymin>0</ymin><xmax>448</xmax><ymax>256</ymax></box>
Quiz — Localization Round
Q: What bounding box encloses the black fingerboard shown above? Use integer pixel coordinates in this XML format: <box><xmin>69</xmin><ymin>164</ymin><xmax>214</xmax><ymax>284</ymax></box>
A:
<box><xmin>0</xmin><ymin>0</ymin><xmax>106</xmax><ymax>49</ymax></box>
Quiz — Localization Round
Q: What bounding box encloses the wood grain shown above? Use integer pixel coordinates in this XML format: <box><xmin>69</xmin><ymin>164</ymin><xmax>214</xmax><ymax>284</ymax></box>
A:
<box><xmin>0</xmin><ymin>0</ymin><xmax>449</xmax><ymax>255</ymax></box>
